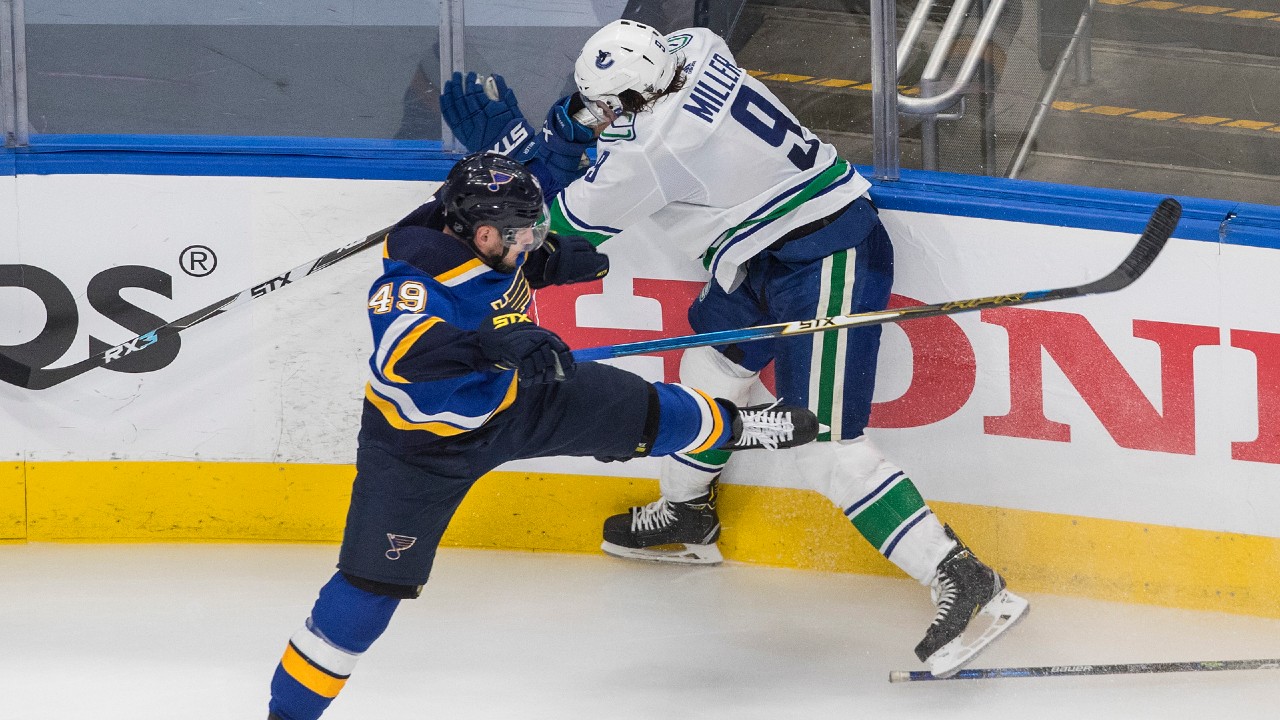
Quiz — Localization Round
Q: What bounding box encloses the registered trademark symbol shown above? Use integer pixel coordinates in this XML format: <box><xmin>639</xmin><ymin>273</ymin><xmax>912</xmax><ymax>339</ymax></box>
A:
<box><xmin>180</xmin><ymin>245</ymin><xmax>217</xmax><ymax>277</ymax></box>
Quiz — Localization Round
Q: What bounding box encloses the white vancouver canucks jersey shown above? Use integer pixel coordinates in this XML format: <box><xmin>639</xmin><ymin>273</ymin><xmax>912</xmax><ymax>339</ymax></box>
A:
<box><xmin>547</xmin><ymin>27</ymin><xmax>871</xmax><ymax>291</ymax></box>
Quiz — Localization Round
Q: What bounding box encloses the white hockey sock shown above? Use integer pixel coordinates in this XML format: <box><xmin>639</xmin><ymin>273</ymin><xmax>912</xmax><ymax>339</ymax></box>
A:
<box><xmin>791</xmin><ymin>436</ymin><xmax>956</xmax><ymax>584</ymax></box>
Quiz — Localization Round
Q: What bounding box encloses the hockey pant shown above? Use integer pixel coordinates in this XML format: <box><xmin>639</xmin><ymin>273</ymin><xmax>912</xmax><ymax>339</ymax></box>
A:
<box><xmin>660</xmin><ymin>345</ymin><xmax>955</xmax><ymax>585</ymax></box>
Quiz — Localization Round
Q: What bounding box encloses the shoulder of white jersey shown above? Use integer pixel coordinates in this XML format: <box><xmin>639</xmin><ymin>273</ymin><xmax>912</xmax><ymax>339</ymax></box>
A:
<box><xmin>662</xmin><ymin>27</ymin><xmax>727</xmax><ymax>62</ymax></box>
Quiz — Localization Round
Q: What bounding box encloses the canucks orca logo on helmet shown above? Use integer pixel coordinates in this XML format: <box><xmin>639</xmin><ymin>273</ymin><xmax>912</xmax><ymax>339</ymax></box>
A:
<box><xmin>595</xmin><ymin>50</ymin><xmax>614</xmax><ymax>69</ymax></box>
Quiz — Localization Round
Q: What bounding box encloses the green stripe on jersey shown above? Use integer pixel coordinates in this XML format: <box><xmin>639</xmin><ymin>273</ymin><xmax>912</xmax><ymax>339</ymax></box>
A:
<box><xmin>814</xmin><ymin>251</ymin><xmax>849</xmax><ymax>441</ymax></box>
<box><xmin>548</xmin><ymin>197</ymin><xmax>613</xmax><ymax>247</ymax></box>
<box><xmin>702</xmin><ymin>158</ymin><xmax>851</xmax><ymax>270</ymax></box>
<box><xmin>848</xmin><ymin>477</ymin><xmax>927</xmax><ymax>550</ymax></box>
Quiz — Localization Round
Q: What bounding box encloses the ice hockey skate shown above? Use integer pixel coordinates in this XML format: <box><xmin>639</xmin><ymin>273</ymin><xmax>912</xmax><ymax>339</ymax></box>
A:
<box><xmin>914</xmin><ymin>526</ymin><xmax>1029</xmax><ymax>677</ymax></box>
<box><xmin>720</xmin><ymin>400</ymin><xmax>822</xmax><ymax>451</ymax></box>
<box><xmin>601</xmin><ymin>479</ymin><xmax>724</xmax><ymax>565</ymax></box>
<box><xmin>600</xmin><ymin>401</ymin><xmax>819</xmax><ymax>565</ymax></box>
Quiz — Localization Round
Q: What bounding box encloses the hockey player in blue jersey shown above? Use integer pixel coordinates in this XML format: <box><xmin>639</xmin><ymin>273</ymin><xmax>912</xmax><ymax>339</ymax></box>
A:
<box><xmin>439</xmin><ymin>21</ymin><xmax>1028</xmax><ymax>678</ymax></box>
<box><xmin>265</xmin><ymin>152</ymin><xmax>823</xmax><ymax>720</ymax></box>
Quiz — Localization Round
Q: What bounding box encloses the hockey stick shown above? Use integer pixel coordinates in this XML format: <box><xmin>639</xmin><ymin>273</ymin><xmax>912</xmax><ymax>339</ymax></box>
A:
<box><xmin>0</xmin><ymin>225</ymin><xmax>394</xmax><ymax>391</ymax></box>
<box><xmin>572</xmin><ymin>198</ymin><xmax>1180</xmax><ymax>363</ymax></box>
<box><xmin>889</xmin><ymin>657</ymin><xmax>1280</xmax><ymax>682</ymax></box>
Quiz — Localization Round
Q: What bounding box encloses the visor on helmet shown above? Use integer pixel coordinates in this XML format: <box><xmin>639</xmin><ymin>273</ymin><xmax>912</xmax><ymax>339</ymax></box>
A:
<box><xmin>498</xmin><ymin>205</ymin><xmax>550</xmax><ymax>254</ymax></box>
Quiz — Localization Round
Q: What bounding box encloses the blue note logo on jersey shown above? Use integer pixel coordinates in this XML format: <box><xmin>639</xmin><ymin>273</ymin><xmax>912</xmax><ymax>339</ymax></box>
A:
<box><xmin>385</xmin><ymin>533</ymin><xmax>417</xmax><ymax>560</ymax></box>
<box><xmin>486</xmin><ymin>169</ymin><xmax>516</xmax><ymax>192</ymax></box>
<box><xmin>595</xmin><ymin>50</ymin><xmax>614</xmax><ymax>69</ymax></box>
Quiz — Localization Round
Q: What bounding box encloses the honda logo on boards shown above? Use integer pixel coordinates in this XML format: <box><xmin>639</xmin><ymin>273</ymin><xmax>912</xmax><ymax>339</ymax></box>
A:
<box><xmin>532</xmin><ymin>280</ymin><xmax>1280</xmax><ymax>466</ymax></box>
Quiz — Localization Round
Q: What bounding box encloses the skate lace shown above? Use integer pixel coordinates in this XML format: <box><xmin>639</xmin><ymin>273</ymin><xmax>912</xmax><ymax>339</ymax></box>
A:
<box><xmin>734</xmin><ymin>401</ymin><xmax>796</xmax><ymax>450</ymax></box>
<box><xmin>632</xmin><ymin>498</ymin><xmax>678</xmax><ymax>532</ymax></box>
<box><xmin>928</xmin><ymin>571</ymin><xmax>959</xmax><ymax>628</ymax></box>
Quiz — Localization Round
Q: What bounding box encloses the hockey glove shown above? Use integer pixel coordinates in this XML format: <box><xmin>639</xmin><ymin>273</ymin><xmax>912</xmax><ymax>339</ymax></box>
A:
<box><xmin>440</xmin><ymin>72</ymin><xmax>538</xmax><ymax>162</ymax></box>
<box><xmin>475</xmin><ymin>311</ymin><xmax>576</xmax><ymax>386</ymax></box>
<box><xmin>533</xmin><ymin>94</ymin><xmax>598</xmax><ymax>187</ymax></box>
<box><xmin>522</xmin><ymin>233</ymin><xmax>610</xmax><ymax>289</ymax></box>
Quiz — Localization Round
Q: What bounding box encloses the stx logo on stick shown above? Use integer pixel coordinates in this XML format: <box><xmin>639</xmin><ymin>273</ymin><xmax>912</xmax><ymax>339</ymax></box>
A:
<box><xmin>250</xmin><ymin>273</ymin><xmax>292</xmax><ymax>298</ymax></box>
<box><xmin>791</xmin><ymin>318</ymin><xmax>839</xmax><ymax>331</ymax></box>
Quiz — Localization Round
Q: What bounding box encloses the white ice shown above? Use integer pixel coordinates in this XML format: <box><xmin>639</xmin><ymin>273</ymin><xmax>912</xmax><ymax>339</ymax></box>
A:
<box><xmin>3</xmin><ymin>543</ymin><xmax>1277</xmax><ymax>719</ymax></box>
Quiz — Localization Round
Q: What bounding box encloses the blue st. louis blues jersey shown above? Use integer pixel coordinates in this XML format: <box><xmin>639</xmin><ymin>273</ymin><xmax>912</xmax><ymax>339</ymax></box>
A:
<box><xmin>360</xmin><ymin>200</ymin><xmax>532</xmax><ymax>453</ymax></box>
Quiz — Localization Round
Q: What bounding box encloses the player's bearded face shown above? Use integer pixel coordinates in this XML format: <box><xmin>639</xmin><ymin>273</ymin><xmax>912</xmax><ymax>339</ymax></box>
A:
<box><xmin>480</xmin><ymin>213</ymin><xmax>549</xmax><ymax>272</ymax></box>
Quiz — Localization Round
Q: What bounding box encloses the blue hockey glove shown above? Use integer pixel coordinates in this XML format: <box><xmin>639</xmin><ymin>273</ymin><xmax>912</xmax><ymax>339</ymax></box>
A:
<box><xmin>533</xmin><ymin>94</ymin><xmax>598</xmax><ymax>187</ymax></box>
<box><xmin>521</xmin><ymin>234</ymin><xmax>610</xmax><ymax>289</ymax></box>
<box><xmin>475</xmin><ymin>311</ymin><xmax>576</xmax><ymax>386</ymax></box>
<box><xmin>440</xmin><ymin>72</ymin><xmax>538</xmax><ymax>161</ymax></box>
<box><xmin>546</xmin><ymin>93</ymin><xmax>598</xmax><ymax>145</ymax></box>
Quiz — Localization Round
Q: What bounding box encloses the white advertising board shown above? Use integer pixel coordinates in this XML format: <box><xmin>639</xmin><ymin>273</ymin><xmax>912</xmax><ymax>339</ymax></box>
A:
<box><xmin>3</xmin><ymin>175</ymin><xmax>1278</xmax><ymax>538</ymax></box>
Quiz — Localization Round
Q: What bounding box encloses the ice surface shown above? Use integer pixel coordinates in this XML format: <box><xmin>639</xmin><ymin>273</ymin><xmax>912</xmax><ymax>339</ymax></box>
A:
<box><xmin>3</xmin><ymin>543</ymin><xmax>1277</xmax><ymax>719</ymax></box>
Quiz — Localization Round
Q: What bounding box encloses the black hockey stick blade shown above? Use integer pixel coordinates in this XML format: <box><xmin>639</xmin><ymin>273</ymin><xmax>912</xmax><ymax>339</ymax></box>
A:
<box><xmin>574</xmin><ymin>198</ymin><xmax>1180</xmax><ymax>363</ymax></box>
<box><xmin>1073</xmin><ymin>196</ymin><xmax>1180</xmax><ymax>295</ymax></box>
<box><xmin>890</xmin><ymin>656</ymin><xmax>1280</xmax><ymax>682</ymax></box>
<box><xmin>0</xmin><ymin>225</ymin><xmax>393</xmax><ymax>391</ymax></box>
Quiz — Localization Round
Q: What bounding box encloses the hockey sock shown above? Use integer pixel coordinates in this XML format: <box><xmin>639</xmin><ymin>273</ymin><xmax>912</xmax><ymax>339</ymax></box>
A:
<box><xmin>841</xmin><ymin>471</ymin><xmax>956</xmax><ymax>583</ymax></box>
<box><xmin>648</xmin><ymin>383</ymin><xmax>733</xmax><ymax>456</ymax></box>
<box><xmin>661</xmin><ymin>446</ymin><xmax>731</xmax><ymax>502</ymax></box>
<box><xmin>268</xmin><ymin>572</ymin><xmax>401</xmax><ymax>720</ymax></box>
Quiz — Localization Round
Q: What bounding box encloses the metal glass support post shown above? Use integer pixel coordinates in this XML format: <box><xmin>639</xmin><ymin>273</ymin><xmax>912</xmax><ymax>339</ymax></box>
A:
<box><xmin>11</xmin><ymin>0</ymin><xmax>26</xmax><ymax>145</ymax></box>
<box><xmin>979</xmin><ymin>0</ymin><xmax>997</xmax><ymax>174</ymax></box>
<box><xmin>870</xmin><ymin>0</ymin><xmax>900</xmax><ymax>181</ymax></box>
<box><xmin>439</xmin><ymin>0</ymin><xmax>466</xmax><ymax>154</ymax></box>
<box><xmin>1</xmin><ymin>0</ymin><xmax>15</xmax><ymax>147</ymax></box>
<box><xmin>1075</xmin><ymin>5</ymin><xmax>1093</xmax><ymax>85</ymax></box>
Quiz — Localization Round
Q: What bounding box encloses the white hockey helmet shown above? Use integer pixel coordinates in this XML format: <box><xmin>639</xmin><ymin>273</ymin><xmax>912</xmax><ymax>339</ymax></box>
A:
<box><xmin>574</xmin><ymin>20</ymin><xmax>677</xmax><ymax>111</ymax></box>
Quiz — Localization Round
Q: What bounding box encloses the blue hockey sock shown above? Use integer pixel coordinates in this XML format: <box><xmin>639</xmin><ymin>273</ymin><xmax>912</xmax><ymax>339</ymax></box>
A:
<box><xmin>268</xmin><ymin>572</ymin><xmax>401</xmax><ymax>720</ymax></box>
<box><xmin>649</xmin><ymin>383</ymin><xmax>733</xmax><ymax>456</ymax></box>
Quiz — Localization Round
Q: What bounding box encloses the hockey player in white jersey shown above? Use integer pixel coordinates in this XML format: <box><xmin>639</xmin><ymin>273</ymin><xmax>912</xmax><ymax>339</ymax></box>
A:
<box><xmin>440</xmin><ymin>19</ymin><xmax>1028</xmax><ymax>677</ymax></box>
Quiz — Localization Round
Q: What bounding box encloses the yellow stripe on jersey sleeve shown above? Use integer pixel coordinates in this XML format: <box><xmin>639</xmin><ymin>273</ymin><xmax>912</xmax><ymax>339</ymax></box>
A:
<box><xmin>382</xmin><ymin>316</ymin><xmax>445</xmax><ymax>383</ymax></box>
<box><xmin>434</xmin><ymin>258</ymin><xmax>488</xmax><ymax>286</ymax></box>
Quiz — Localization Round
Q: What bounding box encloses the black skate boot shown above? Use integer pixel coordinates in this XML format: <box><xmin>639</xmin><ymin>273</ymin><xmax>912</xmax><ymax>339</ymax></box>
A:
<box><xmin>601</xmin><ymin>480</ymin><xmax>723</xmax><ymax>565</ymax></box>
<box><xmin>914</xmin><ymin>525</ymin><xmax>1029</xmax><ymax>677</ymax></box>
<box><xmin>720</xmin><ymin>400</ymin><xmax>822</xmax><ymax>451</ymax></box>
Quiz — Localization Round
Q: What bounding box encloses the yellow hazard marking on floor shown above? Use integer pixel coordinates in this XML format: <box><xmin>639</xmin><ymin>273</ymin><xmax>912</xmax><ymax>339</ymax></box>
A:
<box><xmin>1082</xmin><ymin>105</ymin><xmax>1139</xmax><ymax>116</ymax></box>
<box><xmin>1104</xmin><ymin>0</ymin><xmax>1280</xmax><ymax>20</ymax></box>
<box><xmin>1223</xmin><ymin>119</ymin><xmax>1276</xmax><ymax>130</ymax></box>
<box><xmin>752</xmin><ymin>71</ymin><xmax>1280</xmax><ymax>136</ymax></box>
<box><xmin>764</xmin><ymin>73</ymin><xmax>813</xmax><ymax>83</ymax></box>
<box><xmin>1180</xmin><ymin>115</ymin><xmax>1231</xmax><ymax>125</ymax></box>
<box><xmin>1052</xmin><ymin>101</ymin><xmax>1092</xmax><ymax>111</ymax></box>
<box><xmin>1129</xmin><ymin>110</ymin><xmax>1184</xmax><ymax>121</ymax></box>
<box><xmin>811</xmin><ymin>78</ymin><xmax>861</xmax><ymax>88</ymax></box>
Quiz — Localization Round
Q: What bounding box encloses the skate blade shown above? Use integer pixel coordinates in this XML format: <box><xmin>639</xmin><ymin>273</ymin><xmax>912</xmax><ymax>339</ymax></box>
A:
<box><xmin>926</xmin><ymin>589</ymin><xmax>1030</xmax><ymax>678</ymax></box>
<box><xmin>600</xmin><ymin>540</ymin><xmax>724</xmax><ymax>566</ymax></box>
